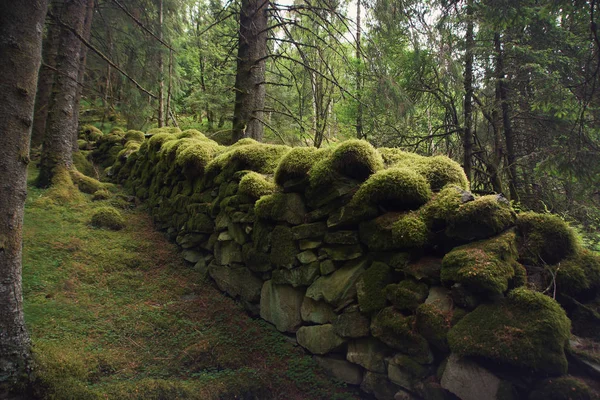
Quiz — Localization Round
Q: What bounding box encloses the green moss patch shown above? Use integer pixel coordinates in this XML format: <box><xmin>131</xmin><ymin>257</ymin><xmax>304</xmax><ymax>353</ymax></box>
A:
<box><xmin>70</xmin><ymin>170</ymin><xmax>104</xmax><ymax>195</ymax></box>
<box><xmin>80</xmin><ymin>124</ymin><xmax>103</xmax><ymax>141</ymax></box>
<box><xmin>448</xmin><ymin>288</ymin><xmax>571</xmax><ymax>376</ymax></box>
<box><xmin>378</xmin><ymin>147</ymin><xmax>425</xmax><ymax>168</ymax></box>
<box><xmin>386</xmin><ymin>279</ymin><xmax>428</xmax><ymax>311</ymax></box>
<box><xmin>90</xmin><ymin>207</ymin><xmax>125</xmax><ymax>230</ymax></box>
<box><xmin>238</xmin><ymin>172</ymin><xmax>277</xmax><ymax>199</ymax></box>
<box><xmin>415</xmin><ymin>303</ymin><xmax>451</xmax><ymax>352</ymax></box>
<box><xmin>420</xmin><ymin>185</ymin><xmax>469</xmax><ymax>230</ymax></box>
<box><xmin>124</xmin><ymin>130</ymin><xmax>146</xmax><ymax>143</ymax></box>
<box><xmin>516</xmin><ymin>212</ymin><xmax>578</xmax><ymax>266</ymax></box>
<box><xmin>529</xmin><ymin>376</ymin><xmax>595</xmax><ymax>400</ymax></box>
<box><xmin>274</xmin><ymin>147</ymin><xmax>331</xmax><ymax>186</ymax></box>
<box><xmin>556</xmin><ymin>249</ymin><xmax>600</xmax><ymax>300</ymax></box>
<box><xmin>447</xmin><ymin>195</ymin><xmax>516</xmax><ymax>241</ymax></box>
<box><xmin>357</xmin><ymin>262</ymin><xmax>392</xmax><ymax>314</ymax></box>
<box><xmin>174</xmin><ymin>141</ymin><xmax>219</xmax><ymax>178</ymax></box>
<box><xmin>441</xmin><ymin>231</ymin><xmax>519</xmax><ymax>296</ymax></box>
<box><xmin>391</xmin><ymin>214</ymin><xmax>429</xmax><ymax>250</ymax></box>
<box><xmin>413</xmin><ymin>155</ymin><xmax>469</xmax><ymax>191</ymax></box>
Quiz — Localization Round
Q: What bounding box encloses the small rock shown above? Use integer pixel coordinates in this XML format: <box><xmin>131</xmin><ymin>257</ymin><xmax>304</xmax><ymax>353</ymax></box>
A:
<box><xmin>292</xmin><ymin>222</ymin><xmax>327</xmax><ymax>240</ymax></box>
<box><xmin>441</xmin><ymin>354</ymin><xmax>513</xmax><ymax>400</ymax></box>
<box><xmin>425</xmin><ymin>286</ymin><xmax>453</xmax><ymax>313</ymax></box>
<box><xmin>314</xmin><ymin>355</ymin><xmax>363</xmax><ymax>385</ymax></box>
<box><xmin>320</xmin><ymin>259</ymin><xmax>336</xmax><ymax>275</ymax></box>
<box><xmin>301</xmin><ymin>297</ymin><xmax>337</xmax><ymax>324</ymax></box>
<box><xmin>182</xmin><ymin>249</ymin><xmax>203</xmax><ymax>264</ymax></box>
<box><xmin>319</xmin><ymin>245</ymin><xmax>363</xmax><ymax>261</ymax></box>
<box><xmin>299</xmin><ymin>239</ymin><xmax>322</xmax><ymax>250</ymax></box>
<box><xmin>296</xmin><ymin>324</ymin><xmax>346</xmax><ymax>355</ymax></box>
<box><xmin>324</xmin><ymin>230</ymin><xmax>360</xmax><ymax>245</ymax></box>
<box><xmin>333</xmin><ymin>305</ymin><xmax>370</xmax><ymax>338</ymax></box>
<box><xmin>297</xmin><ymin>250</ymin><xmax>318</xmax><ymax>264</ymax></box>
<box><xmin>361</xmin><ymin>371</ymin><xmax>401</xmax><ymax>400</ymax></box>
<box><xmin>346</xmin><ymin>338</ymin><xmax>390</xmax><ymax>374</ymax></box>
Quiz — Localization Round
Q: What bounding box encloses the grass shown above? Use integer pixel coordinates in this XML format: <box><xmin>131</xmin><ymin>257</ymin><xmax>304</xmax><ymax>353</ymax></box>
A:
<box><xmin>22</xmin><ymin>167</ymin><xmax>361</xmax><ymax>400</ymax></box>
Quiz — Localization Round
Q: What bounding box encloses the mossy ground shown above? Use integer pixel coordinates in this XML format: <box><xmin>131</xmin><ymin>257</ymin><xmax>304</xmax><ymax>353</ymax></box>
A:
<box><xmin>23</xmin><ymin>168</ymin><xmax>360</xmax><ymax>400</ymax></box>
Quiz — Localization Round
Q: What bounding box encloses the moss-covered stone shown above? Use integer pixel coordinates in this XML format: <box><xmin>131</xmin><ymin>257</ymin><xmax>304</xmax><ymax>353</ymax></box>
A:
<box><xmin>447</xmin><ymin>195</ymin><xmax>516</xmax><ymax>241</ymax></box>
<box><xmin>274</xmin><ymin>146</ymin><xmax>331</xmax><ymax>186</ymax></box>
<box><xmin>70</xmin><ymin>169</ymin><xmax>104</xmax><ymax>194</ymax></box>
<box><xmin>379</xmin><ymin>147</ymin><xmax>426</xmax><ymax>168</ymax></box>
<box><xmin>448</xmin><ymin>288</ymin><xmax>571</xmax><ymax>376</ymax></box>
<box><xmin>413</xmin><ymin>155</ymin><xmax>469</xmax><ymax>191</ymax></box>
<box><xmin>391</xmin><ymin>214</ymin><xmax>429</xmax><ymax>250</ymax></box>
<box><xmin>309</xmin><ymin>140</ymin><xmax>383</xmax><ymax>188</ymax></box>
<box><xmin>386</xmin><ymin>279</ymin><xmax>428</xmax><ymax>312</ymax></box>
<box><xmin>357</xmin><ymin>262</ymin><xmax>392</xmax><ymax>315</ymax></box>
<box><xmin>254</xmin><ymin>192</ymin><xmax>306</xmax><ymax>225</ymax></box>
<box><xmin>529</xmin><ymin>376</ymin><xmax>595</xmax><ymax>400</ymax></box>
<box><xmin>441</xmin><ymin>231</ymin><xmax>519</xmax><ymax>296</ymax></box>
<box><xmin>185</xmin><ymin>213</ymin><xmax>214</xmax><ymax>233</ymax></box>
<box><xmin>91</xmin><ymin>189</ymin><xmax>111</xmax><ymax>201</ymax></box>
<box><xmin>270</xmin><ymin>225</ymin><xmax>298</xmax><ymax>269</ymax></box>
<box><xmin>238</xmin><ymin>171</ymin><xmax>277</xmax><ymax>199</ymax></box>
<box><xmin>349</xmin><ymin>168</ymin><xmax>432</xmax><ymax>213</ymax></box>
<box><xmin>370</xmin><ymin>307</ymin><xmax>432</xmax><ymax>363</ymax></box>
<box><xmin>90</xmin><ymin>207</ymin><xmax>125</xmax><ymax>230</ymax></box>
<box><xmin>80</xmin><ymin>124</ymin><xmax>103</xmax><ymax>141</ymax></box>
<box><xmin>124</xmin><ymin>130</ymin><xmax>145</xmax><ymax>143</ymax></box>
<box><xmin>420</xmin><ymin>186</ymin><xmax>472</xmax><ymax>231</ymax></box>
<box><xmin>516</xmin><ymin>211</ymin><xmax>578</xmax><ymax>266</ymax></box>
<box><xmin>415</xmin><ymin>303</ymin><xmax>451</xmax><ymax>352</ymax></box>
<box><xmin>72</xmin><ymin>151</ymin><xmax>96</xmax><ymax>178</ymax></box>
<box><xmin>175</xmin><ymin>141</ymin><xmax>218</xmax><ymax>178</ymax></box>
<box><xmin>556</xmin><ymin>249</ymin><xmax>600</xmax><ymax>300</ymax></box>
<box><xmin>147</xmin><ymin>132</ymin><xmax>176</xmax><ymax>153</ymax></box>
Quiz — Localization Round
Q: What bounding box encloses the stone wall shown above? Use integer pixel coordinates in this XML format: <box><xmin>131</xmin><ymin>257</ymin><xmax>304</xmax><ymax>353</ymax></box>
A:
<box><xmin>94</xmin><ymin>126</ymin><xmax>599</xmax><ymax>400</ymax></box>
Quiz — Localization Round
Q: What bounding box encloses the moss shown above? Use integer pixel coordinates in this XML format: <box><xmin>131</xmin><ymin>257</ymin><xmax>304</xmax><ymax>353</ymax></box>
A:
<box><xmin>92</xmin><ymin>189</ymin><xmax>111</xmax><ymax>201</ymax></box>
<box><xmin>80</xmin><ymin>124</ymin><xmax>103</xmax><ymax>141</ymax></box>
<box><xmin>124</xmin><ymin>130</ymin><xmax>145</xmax><ymax>143</ymax></box>
<box><xmin>185</xmin><ymin>213</ymin><xmax>214</xmax><ymax>233</ymax></box>
<box><xmin>391</xmin><ymin>213</ymin><xmax>429</xmax><ymax>249</ymax></box>
<box><xmin>379</xmin><ymin>147</ymin><xmax>426</xmax><ymax>168</ymax></box>
<box><xmin>447</xmin><ymin>195</ymin><xmax>516</xmax><ymax>241</ymax></box>
<box><xmin>90</xmin><ymin>207</ymin><xmax>125</xmax><ymax>230</ymax></box>
<box><xmin>555</xmin><ymin>249</ymin><xmax>600</xmax><ymax>299</ymax></box>
<box><xmin>254</xmin><ymin>192</ymin><xmax>305</xmax><ymax>225</ymax></box>
<box><xmin>529</xmin><ymin>376</ymin><xmax>595</xmax><ymax>400</ymax></box>
<box><xmin>147</xmin><ymin>127</ymin><xmax>181</xmax><ymax>135</ymax></box>
<box><xmin>70</xmin><ymin>169</ymin><xmax>104</xmax><ymax>195</ymax></box>
<box><xmin>309</xmin><ymin>140</ymin><xmax>383</xmax><ymax>187</ymax></box>
<box><xmin>349</xmin><ymin>167</ymin><xmax>432</xmax><ymax>213</ymax></box>
<box><xmin>420</xmin><ymin>185</ymin><xmax>469</xmax><ymax>230</ymax></box>
<box><xmin>174</xmin><ymin>141</ymin><xmax>218</xmax><ymax>178</ymax></box>
<box><xmin>238</xmin><ymin>172</ymin><xmax>277</xmax><ymax>199</ymax></box>
<box><xmin>269</xmin><ymin>225</ymin><xmax>298</xmax><ymax>268</ymax></box>
<box><xmin>357</xmin><ymin>262</ymin><xmax>392</xmax><ymax>314</ymax></box>
<box><xmin>43</xmin><ymin>167</ymin><xmax>85</xmax><ymax>204</ymax></box>
<box><xmin>413</xmin><ymin>155</ymin><xmax>469</xmax><ymax>191</ymax></box>
<box><xmin>72</xmin><ymin>151</ymin><xmax>96</xmax><ymax>178</ymax></box>
<box><xmin>274</xmin><ymin>146</ymin><xmax>331</xmax><ymax>186</ymax></box>
<box><xmin>147</xmin><ymin>132</ymin><xmax>176</xmax><ymax>153</ymax></box>
<box><xmin>177</xmin><ymin>129</ymin><xmax>208</xmax><ymax>140</ymax></box>
<box><xmin>415</xmin><ymin>303</ymin><xmax>451</xmax><ymax>352</ymax></box>
<box><xmin>441</xmin><ymin>231</ymin><xmax>519</xmax><ymax>296</ymax></box>
<box><xmin>448</xmin><ymin>288</ymin><xmax>571</xmax><ymax>376</ymax></box>
<box><xmin>370</xmin><ymin>306</ymin><xmax>431</xmax><ymax>363</ymax></box>
<box><xmin>386</xmin><ymin>279</ymin><xmax>428</xmax><ymax>311</ymax></box>
<box><xmin>516</xmin><ymin>211</ymin><xmax>579</xmax><ymax>266</ymax></box>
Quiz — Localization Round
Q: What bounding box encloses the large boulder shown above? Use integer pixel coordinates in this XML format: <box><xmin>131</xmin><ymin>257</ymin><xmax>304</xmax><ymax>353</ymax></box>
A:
<box><xmin>300</xmin><ymin>297</ymin><xmax>336</xmax><ymax>324</ymax></box>
<box><xmin>208</xmin><ymin>264</ymin><xmax>262</xmax><ymax>303</ymax></box>
<box><xmin>296</xmin><ymin>324</ymin><xmax>345</xmax><ymax>355</ymax></box>
<box><xmin>260</xmin><ymin>281</ymin><xmax>305</xmax><ymax>333</ymax></box>
<box><xmin>313</xmin><ymin>355</ymin><xmax>364</xmax><ymax>385</ymax></box>
<box><xmin>305</xmin><ymin>258</ymin><xmax>368</xmax><ymax>308</ymax></box>
<box><xmin>346</xmin><ymin>338</ymin><xmax>391</xmax><ymax>374</ymax></box>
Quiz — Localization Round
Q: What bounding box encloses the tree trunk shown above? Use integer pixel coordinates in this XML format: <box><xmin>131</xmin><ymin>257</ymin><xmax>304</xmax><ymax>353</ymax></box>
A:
<box><xmin>355</xmin><ymin>0</ymin><xmax>364</xmax><ymax>140</ymax></box>
<box><xmin>37</xmin><ymin>0</ymin><xmax>87</xmax><ymax>187</ymax></box>
<box><xmin>232</xmin><ymin>0</ymin><xmax>268</xmax><ymax>142</ymax></box>
<box><xmin>71</xmin><ymin>0</ymin><xmax>94</xmax><ymax>153</ymax></box>
<box><xmin>462</xmin><ymin>0</ymin><xmax>474</xmax><ymax>184</ymax></box>
<box><xmin>157</xmin><ymin>0</ymin><xmax>165</xmax><ymax>128</ymax></box>
<box><xmin>31</xmin><ymin>16</ymin><xmax>59</xmax><ymax>148</ymax></box>
<box><xmin>0</xmin><ymin>0</ymin><xmax>47</xmax><ymax>393</ymax></box>
<box><xmin>495</xmin><ymin>33</ymin><xmax>519</xmax><ymax>201</ymax></box>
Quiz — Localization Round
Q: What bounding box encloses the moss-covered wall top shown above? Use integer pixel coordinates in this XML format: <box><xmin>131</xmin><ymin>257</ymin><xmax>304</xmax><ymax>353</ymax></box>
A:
<box><xmin>83</xmin><ymin>125</ymin><xmax>600</xmax><ymax>400</ymax></box>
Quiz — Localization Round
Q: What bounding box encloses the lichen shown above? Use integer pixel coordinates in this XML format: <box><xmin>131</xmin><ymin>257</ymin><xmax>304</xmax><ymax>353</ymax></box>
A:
<box><xmin>357</xmin><ymin>262</ymin><xmax>392</xmax><ymax>315</ymax></box>
<box><xmin>391</xmin><ymin>213</ymin><xmax>429</xmax><ymax>249</ymax></box>
<box><xmin>238</xmin><ymin>172</ymin><xmax>277</xmax><ymax>199</ymax></box>
<box><xmin>516</xmin><ymin>211</ymin><xmax>579</xmax><ymax>266</ymax></box>
<box><xmin>90</xmin><ymin>207</ymin><xmax>125</xmax><ymax>230</ymax></box>
<box><xmin>448</xmin><ymin>288</ymin><xmax>571</xmax><ymax>376</ymax></box>
<box><xmin>349</xmin><ymin>167</ymin><xmax>432</xmax><ymax>213</ymax></box>
<box><xmin>447</xmin><ymin>195</ymin><xmax>516</xmax><ymax>241</ymax></box>
<box><xmin>441</xmin><ymin>231</ymin><xmax>519</xmax><ymax>296</ymax></box>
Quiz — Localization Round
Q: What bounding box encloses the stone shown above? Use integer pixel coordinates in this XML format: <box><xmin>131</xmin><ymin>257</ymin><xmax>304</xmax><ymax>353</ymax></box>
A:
<box><xmin>270</xmin><ymin>225</ymin><xmax>298</xmax><ymax>269</ymax></box>
<box><xmin>260</xmin><ymin>280</ymin><xmax>305</xmax><ymax>333</ymax></box>
<box><xmin>314</xmin><ymin>355</ymin><xmax>363</xmax><ymax>385</ymax></box>
<box><xmin>346</xmin><ymin>338</ymin><xmax>390</xmax><ymax>373</ymax></box>
<box><xmin>227</xmin><ymin>221</ymin><xmax>248</xmax><ymax>245</ymax></box>
<box><xmin>402</xmin><ymin>257</ymin><xmax>443</xmax><ymax>283</ymax></box>
<box><xmin>215</xmin><ymin>212</ymin><xmax>230</xmax><ymax>230</ymax></box>
<box><xmin>361</xmin><ymin>371</ymin><xmax>401</xmax><ymax>400</ymax></box>
<box><xmin>217</xmin><ymin>231</ymin><xmax>232</xmax><ymax>241</ymax></box>
<box><xmin>297</xmin><ymin>250</ymin><xmax>318</xmax><ymax>264</ymax></box>
<box><xmin>200</xmin><ymin>232</ymin><xmax>217</xmax><ymax>252</ymax></box>
<box><xmin>176</xmin><ymin>233</ymin><xmax>207</xmax><ymax>249</ymax></box>
<box><xmin>182</xmin><ymin>249</ymin><xmax>203</xmax><ymax>264</ymax></box>
<box><xmin>425</xmin><ymin>286</ymin><xmax>453</xmax><ymax>313</ymax></box>
<box><xmin>320</xmin><ymin>259</ymin><xmax>336</xmax><ymax>275</ymax></box>
<box><xmin>324</xmin><ymin>230</ymin><xmax>360</xmax><ymax>245</ymax></box>
<box><xmin>252</xmin><ymin>220</ymin><xmax>273</xmax><ymax>253</ymax></box>
<box><xmin>242</xmin><ymin>244</ymin><xmax>272</xmax><ymax>273</ymax></box>
<box><xmin>299</xmin><ymin>239</ymin><xmax>322</xmax><ymax>250</ymax></box>
<box><xmin>441</xmin><ymin>354</ymin><xmax>513</xmax><ymax>400</ymax></box>
<box><xmin>305</xmin><ymin>258</ymin><xmax>368</xmax><ymax>308</ymax></box>
<box><xmin>359</xmin><ymin>214</ymin><xmax>398</xmax><ymax>251</ymax></box>
<box><xmin>333</xmin><ymin>305</ymin><xmax>370</xmax><ymax>338</ymax></box>
<box><xmin>214</xmin><ymin>240</ymin><xmax>242</xmax><ymax>266</ymax></box>
<box><xmin>387</xmin><ymin>354</ymin><xmax>429</xmax><ymax>392</ymax></box>
<box><xmin>393</xmin><ymin>390</ymin><xmax>418</xmax><ymax>400</ymax></box>
<box><xmin>301</xmin><ymin>297</ymin><xmax>336</xmax><ymax>324</ymax></box>
<box><xmin>296</xmin><ymin>324</ymin><xmax>346</xmax><ymax>355</ymax></box>
<box><xmin>319</xmin><ymin>245</ymin><xmax>363</xmax><ymax>261</ymax></box>
<box><xmin>292</xmin><ymin>222</ymin><xmax>327</xmax><ymax>240</ymax></box>
<box><xmin>208</xmin><ymin>264</ymin><xmax>262</xmax><ymax>303</ymax></box>
<box><xmin>271</xmin><ymin>262</ymin><xmax>320</xmax><ymax>287</ymax></box>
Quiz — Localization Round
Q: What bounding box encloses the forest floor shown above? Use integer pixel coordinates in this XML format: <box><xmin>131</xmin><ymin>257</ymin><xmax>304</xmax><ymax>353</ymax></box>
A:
<box><xmin>22</xmin><ymin>167</ymin><xmax>363</xmax><ymax>400</ymax></box>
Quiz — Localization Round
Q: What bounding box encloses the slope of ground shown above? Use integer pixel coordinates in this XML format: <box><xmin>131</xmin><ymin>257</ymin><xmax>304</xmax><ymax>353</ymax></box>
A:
<box><xmin>22</xmin><ymin>168</ymin><xmax>362</xmax><ymax>400</ymax></box>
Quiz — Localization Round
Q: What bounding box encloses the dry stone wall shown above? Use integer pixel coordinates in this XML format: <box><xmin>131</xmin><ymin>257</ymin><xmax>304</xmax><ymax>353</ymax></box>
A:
<box><xmin>93</xmin><ymin>126</ymin><xmax>599</xmax><ymax>400</ymax></box>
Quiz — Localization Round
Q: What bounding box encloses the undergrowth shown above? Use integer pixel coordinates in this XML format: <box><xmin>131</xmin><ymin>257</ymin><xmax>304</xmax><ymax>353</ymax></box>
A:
<box><xmin>22</xmin><ymin>167</ymin><xmax>360</xmax><ymax>400</ymax></box>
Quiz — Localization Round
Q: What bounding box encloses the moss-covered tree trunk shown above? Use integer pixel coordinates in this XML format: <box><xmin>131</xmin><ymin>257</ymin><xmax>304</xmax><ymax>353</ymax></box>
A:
<box><xmin>37</xmin><ymin>0</ymin><xmax>87</xmax><ymax>187</ymax></box>
<box><xmin>31</xmin><ymin>14</ymin><xmax>59</xmax><ymax>148</ymax></box>
<box><xmin>0</xmin><ymin>0</ymin><xmax>48</xmax><ymax>393</ymax></box>
<box><xmin>232</xmin><ymin>0</ymin><xmax>268</xmax><ymax>142</ymax></box>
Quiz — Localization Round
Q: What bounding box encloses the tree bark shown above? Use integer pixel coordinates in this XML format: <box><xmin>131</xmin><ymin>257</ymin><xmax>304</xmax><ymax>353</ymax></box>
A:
<box><xmin>71</xmin><ymin>0</ymin><xmax>94</xmax><ymax>152</ymax></box>
<box><xmin>356</xmin><ymin>0</ymin><xmax>364</xmax><ymax>140</ymax></box>
<box><xmin>157</xmin><ymin>0</ymin><xmax>165</xmax><ymax>128</ymax></box>
<box><xmin>31</xmin><ymin>16</ymin><xmax>59</xmax><ymax>148</ymax></box>
<box><xmin>232</xmin><ymin>0</ymin><xmax>268</xmax><ymax>142</ymax></box>
<box><xmin>0</xmin><ymin>0</ymin><xmax>47</xmax><ymax>393</ymax></box>
<box><xmin>37</xmin><ymin>0</ymin><xmax>87</xmax><ymax>187</ymax></box>
<box><xmin>462</xmin><ymin>0</ymin><xmax>474</xmax><ymax>184</ymax></box>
